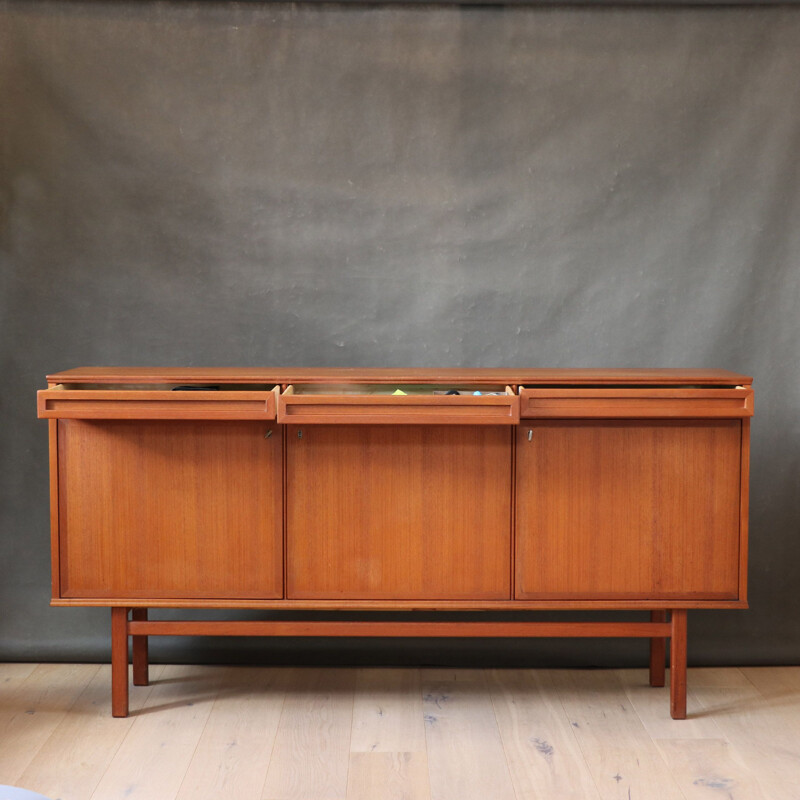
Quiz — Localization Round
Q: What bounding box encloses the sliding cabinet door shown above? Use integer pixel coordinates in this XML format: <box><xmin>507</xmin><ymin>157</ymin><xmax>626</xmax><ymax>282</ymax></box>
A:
<box><xmin>515</xmin><ymin>420</ymin><xmax>742</xmax><ymax>601</ymax></box>
<box><xmin>57</xmin><ymin>420</ymin><xmax>283</xmax><ymax>600</ymax></box>
<box><xmin>287</xmin><ymin>425</ymin><xmax>512</xmax><ymax>600</ymax></box>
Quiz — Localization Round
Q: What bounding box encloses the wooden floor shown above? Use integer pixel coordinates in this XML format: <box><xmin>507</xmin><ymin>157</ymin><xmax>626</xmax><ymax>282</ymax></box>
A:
<box><xmin>1</xmin><ymin>664</ymin><xmax>799</xmax><ymax>799</ymax></box>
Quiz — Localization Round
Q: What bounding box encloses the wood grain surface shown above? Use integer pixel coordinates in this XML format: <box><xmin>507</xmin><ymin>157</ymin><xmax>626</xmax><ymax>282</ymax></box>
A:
<box><xmin>519</xmin><ymin>386</ymin><xmax>753</xmax><ymax>418</ymax></box>
<box><xmin>47</xmin><ymin>366</ymin><xmax>752</xmax><ymax>386</ymax></box>
<box><xmin>286</xmin><ymin>425</ymin><xmax>512</xmax><ymax>599</ymax></box>
<box><xmin>8</xmin><ymin>664</ymin><xmax>794</xmax><ymax>800</ymax></box>
<box><xmin>515</xmin><ymin>420</ymin><xmax>743</xmax><ymax>600</ymax></box>
<box><xmin>57</xmin><ymin>420</ymin><xmax>283</xmax><ymax>599</ymax></box>
<box><xmin>277</xmin><ymin>386</ymin><xmax>519</xmax><ymax>425</ymax></box>
<box><xmin>421</xmin><ymin>670</ymin><xmax>517</xmax><ymax>800</ymax></box>
<box><xmin>39</xmin><ymin>386</ymin><xmax>279</xmax><ymax>420</ymax></box>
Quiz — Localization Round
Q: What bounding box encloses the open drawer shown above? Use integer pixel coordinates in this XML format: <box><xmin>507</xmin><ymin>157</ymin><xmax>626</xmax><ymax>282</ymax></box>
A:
<box><xmin>277</xmin><ymin>384</ymin><xmax>520</xmax><ymax>424</ymax></box>
<box><xmin>519</xmin><ymin>385</ymin><xmax>754</xmax><ymax>419</ymax></box>
<box><xmin>37</xmin><ymin>385</ymin><xmax>279</xmax><ymax>420</ymax></box>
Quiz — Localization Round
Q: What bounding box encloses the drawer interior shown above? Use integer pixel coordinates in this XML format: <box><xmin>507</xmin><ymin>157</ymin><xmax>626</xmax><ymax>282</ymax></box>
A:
<box><xmin>57</xmin><ymin>382</ymin><xmax>277</xmax><ymax>391</ymax></box>
<box><xmin>288</xmin><ymin>383</ymin><xmax>513</xmax><ymax>396</ymax></box>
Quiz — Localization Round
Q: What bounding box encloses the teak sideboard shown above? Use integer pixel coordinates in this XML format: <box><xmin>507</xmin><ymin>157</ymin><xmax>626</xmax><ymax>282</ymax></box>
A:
<box><xmin>38</xmin><ymin>367</ymin><xmax>753</xmax><ymax>718</ymax></box>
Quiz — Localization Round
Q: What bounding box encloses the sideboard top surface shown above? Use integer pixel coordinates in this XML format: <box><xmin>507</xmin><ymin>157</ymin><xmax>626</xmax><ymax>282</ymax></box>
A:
<box><xmin>48</xmin><ymin>366</ymin><xmax>752</xmax><ymax>386</ymax></box>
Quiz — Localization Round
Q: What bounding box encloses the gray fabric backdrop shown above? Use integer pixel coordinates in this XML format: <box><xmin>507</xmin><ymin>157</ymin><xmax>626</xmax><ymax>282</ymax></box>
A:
<box><xmin>1</xmin><ymin>0</ymin><xmax>798</xmax><ymax>667</ymax></box>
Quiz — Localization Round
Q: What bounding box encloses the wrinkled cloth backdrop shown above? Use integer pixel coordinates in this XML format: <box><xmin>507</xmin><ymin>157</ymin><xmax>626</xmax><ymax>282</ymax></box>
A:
<box><xmin>1</xmin><ymin>0</ymin><xmax>798</xmax><ymax>665</ymax></box>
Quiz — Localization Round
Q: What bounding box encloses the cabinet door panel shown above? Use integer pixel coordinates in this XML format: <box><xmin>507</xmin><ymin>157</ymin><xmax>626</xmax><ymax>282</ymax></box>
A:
<box><xmin>515</xmin><ymin>421</ymin><xmax>742</xmax><ymax>600</ymax></box>
<box><xmin>287</xmin><ymin>425</ymin><xmax>511</xmax><ymax>600</ymax></box>
<box><xmin>58</xmin><ymin>420</ymin><xmax>283</xmax><ymax>599</ymax></box>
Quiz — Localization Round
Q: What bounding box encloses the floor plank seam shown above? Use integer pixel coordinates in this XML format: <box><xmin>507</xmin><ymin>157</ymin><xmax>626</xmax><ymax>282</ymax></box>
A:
<box><xmin>486</xmin><ymin>672</ymin><xmax>523</xmax><ymax>800</ymax></box>
<box><xmin>418</xmin><ymin>669</ymin><xmax>435</xmax><ymax>800</ymax></box>
<box><xmin>257</xmin><ymin>669</ymin><xmax>288</xmax><ymax>800</ymax></box>
<box><xmin>553</xmin><ymin>671</ymin><xmax>609</xmax><ymax>800</ymax></box>
<box><xmin>172</xmin><ymin>669</ymin><xmax>220</xmax><ymax>800</ymax></box>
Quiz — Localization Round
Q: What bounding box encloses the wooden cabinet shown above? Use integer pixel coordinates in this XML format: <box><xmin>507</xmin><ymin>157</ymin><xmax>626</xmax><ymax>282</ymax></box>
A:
<box><xmin>38</xmin><ymin>367</ymin><xmax>753</xmax><ymax>719</ymax></box>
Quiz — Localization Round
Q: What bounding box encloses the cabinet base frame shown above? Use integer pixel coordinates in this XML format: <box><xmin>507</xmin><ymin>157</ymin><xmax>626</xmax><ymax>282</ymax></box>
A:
<box><xmin>109</xmin><ymin>607</ymin><xmax>689</xmax><ymax>719</ymax></box>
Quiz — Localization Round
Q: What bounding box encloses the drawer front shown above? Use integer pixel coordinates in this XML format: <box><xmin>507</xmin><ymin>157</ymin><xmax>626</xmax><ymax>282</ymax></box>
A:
<box><xmin>519</xmin><ymin>387</ymin><xmax>753</xmax><ymax>419</ymax></box>
<box><xmin>38</xmin><ymin>386</ymin><xmax>279</xmax><ymax>420</ymax></box>
<box><xmin>278</xmin><ymin>386</ymin><xmax>520</xmax><ymax>425</ymax></box>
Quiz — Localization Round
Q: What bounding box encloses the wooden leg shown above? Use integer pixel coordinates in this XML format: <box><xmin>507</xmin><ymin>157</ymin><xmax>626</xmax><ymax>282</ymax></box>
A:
<box><xmin>111</xmin><ymin>607</ymin><xmax>130</xmax><ymax>718</ymax></box>
<box><xmin>132</xmin><ymin>608</ymin><xmax>150</xmax><ymax>686</ymax></box>
<box><xmin>649</xmin><ymin>610</ymin><xmax>667</xmax><ymax>687</ymax></box>
<box><xmin>670</xmin><ymin>609</ymin><xmax>688</xmax><ymax>720</ymax></box>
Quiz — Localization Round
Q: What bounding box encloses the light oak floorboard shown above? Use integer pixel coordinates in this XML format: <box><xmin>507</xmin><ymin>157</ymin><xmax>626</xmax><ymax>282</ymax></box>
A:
<box><xmin>617</xmin><ymin>670</ymin><xmax>767</xmax><ymax>799</ymax></box>
<box><xmin>0</xmin><ymin>663</ymin><xmax>38</xmax><ymax>688</ymax></box>
<box><xmin>346</xmin><ymin>752</ymin><xmax>431</xmax><ymax>800</ymax></box>
<box><xmin>88</xmin><ymin>665</ymin><xmax>224</xmax><ymax>800</ymax></box>
<box><xmin>16</xmin><ymin>664</ymin><xmax>165</xmax><ymax>800</ymax></box>
<box><xmin>617</xmin><ymin>668</ymin><xmax>725</xmax><ymax>740</ymax></box>
<box><xmin>0</xmin><ymin>663</ymin><xmax>99</xmax><ymax>786</ymax></box>
<box><xmin>550</xmin><ymin>669</ymin><xmax>687</xmax><ymax>800</ymax></box>
<box><xmin>5</xmin><ymin>665</ymin><xmax>800</xmax><ymax>800</ymax></box>
<box><xmin>351</xmin><ymin>668</ymin><xmax>426</xmax><ymax>753</ymax></box>
<box><xmin>488</xmin><ymin>668</ymin><xmax>601</xmax><ymax>800</ymax></box>
<box><xmin>421</xmin><ymin>669</ymin><xmax>516</xmax><ymax>800</ymax></box>
<box><xmin>685</xmin><ymin>667</ymin><xmax>759</xmax><ymax>690</ymax></box>
<box><xmin>653</xmin><ymin>739</ymin><xmax>767</xmax><ymax>800</ymax></box>
<box><xmin>740</xmin><ymin>665</ymin><xmax>800</xmax><ymax>697</ymax></box>
<box><xmin>690</xmin><ymin>674</ymin><xmax>800</xmax><ymax>800</ymax></box>
<box><xmin>174</xmin><ymin>666</ymin><xmax>288</xmax><ymax>800</ymax></box>
<box><xmin>260</xmin><ymin>667</ymin><xmax>355</xmax><ymax>800</ymax></box>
